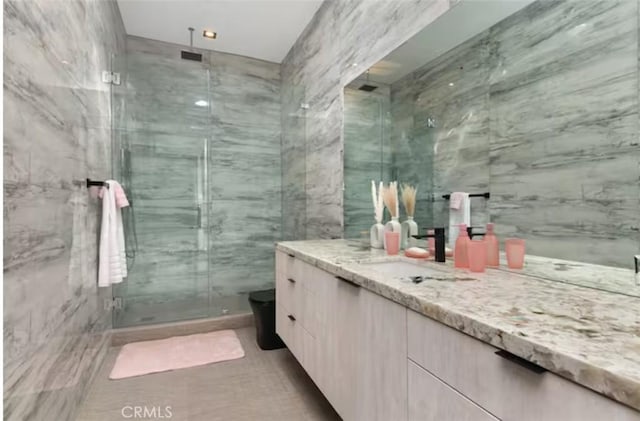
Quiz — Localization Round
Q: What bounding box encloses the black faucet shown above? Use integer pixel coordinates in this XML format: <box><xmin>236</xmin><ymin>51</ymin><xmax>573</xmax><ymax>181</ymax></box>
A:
<box><xmin>412</xmin><ymin>228</ymin><xmax>446</xmax><ymax>262</ymax></box>
<box><xmin>467</xmin><ymin>226</ymin><xmax>485</xmax><ymax>239</ymax></box>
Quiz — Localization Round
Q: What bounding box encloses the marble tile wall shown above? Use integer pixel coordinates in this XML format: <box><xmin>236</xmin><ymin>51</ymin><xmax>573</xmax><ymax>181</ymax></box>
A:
<box><xmin>280</xmin><ymin>66</ymin><xmax>307</xmax><ymax>240</ymax></box>
<box><xmin>114</xmin><ymin>37</ymin><xmax>281</xmax><ymax>326</ymax></box>
<box><xmin>3</xmin><ymin>0</ymin><xmax>125</xmax><ymax>419</ymax></box>
<box><xmin>281</xmin><ymin>0</ymin><xmax>452</xmax><ymax>240</ymax></box>
<box><xmin>389</xmin><ymin>0</ymin><xmax>639</xmax><ymax>267</ymax></box>
<box><xmin>488</xmin><ymin>0</ymin><xmax>640</xmax><ymax>267</ymax></box>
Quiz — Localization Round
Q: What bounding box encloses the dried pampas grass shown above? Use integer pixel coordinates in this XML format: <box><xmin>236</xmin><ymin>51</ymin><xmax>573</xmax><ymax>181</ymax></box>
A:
<box><xmin>382</xmin><ymin>182</ymin><xmax>399</xmax><ymax>218</ymax></box>
<box><xmin>371</xmin><ymin>180</ymin><xmax>384</xmax><ymax>223</ymax></box>
<box><xmin>401</xmin><ymin>184</ymin><xmax>417</xmax><ymax>217</ymax></box>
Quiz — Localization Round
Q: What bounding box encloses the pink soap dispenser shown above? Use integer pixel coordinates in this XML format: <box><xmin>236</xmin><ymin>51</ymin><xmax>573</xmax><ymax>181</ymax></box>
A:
<box><xmin>485</xmin><ymin>223</ymin><xmax>499</xmax><ymax>268</ymax></box>
<box><xmin>454</xmin><ymin>223</ymin><xmax>470</xmax><ymax>269</ymax></box>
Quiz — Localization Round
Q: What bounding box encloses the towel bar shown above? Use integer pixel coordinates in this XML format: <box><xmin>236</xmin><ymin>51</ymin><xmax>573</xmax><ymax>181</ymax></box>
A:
<box><xmin>442</xmin><ymin>192</ymin><xmax>489</xmax><ymax>200</ymax></box>
<box><xmin>86</xmin><ymin>178</ymin><xmax>108</xmax><ymax>188</ymax></box>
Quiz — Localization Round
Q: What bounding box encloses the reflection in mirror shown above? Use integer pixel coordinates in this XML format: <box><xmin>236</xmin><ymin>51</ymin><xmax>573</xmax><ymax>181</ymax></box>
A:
<box><xmin>343</xmin><ymin>0</ymin><xmax>640</xmax><ymax>285</ymax></box>
<box><xmin>343</xmin><ymin>81</ymin><xmax>392</xmax><ymax>239</ymax></box>
<box><xmin>500</xmin><ymin>253</ymin><xmax>640</xmax><ymax>298</ymax></box>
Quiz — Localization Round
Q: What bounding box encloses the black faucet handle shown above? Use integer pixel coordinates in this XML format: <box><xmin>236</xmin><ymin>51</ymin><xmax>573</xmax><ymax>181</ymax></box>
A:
<box><xmin>412</xmin><ymin>227</ymin><xmax>446</xmax><ymax>262</ymax></box>
<box><xmin>467</xmin><ymin>226</ymin><xmax>485</xmax><ymax>238</ymax></box>
<box><xmin>412</xmin><ymin>227</ymin><xmax>445</xmax><ymax>240</ymax></box>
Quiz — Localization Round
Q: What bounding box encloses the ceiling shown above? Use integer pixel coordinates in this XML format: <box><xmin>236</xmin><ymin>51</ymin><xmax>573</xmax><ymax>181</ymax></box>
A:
<box><xmin>359</xmin><ymin>0</ymin><xmax>535</xmax><ymax>85</ymax></box>
<box><xmin>117</xmin><ymin>0</ymin><xmax>323</xmax><ymax>63</ymax></box>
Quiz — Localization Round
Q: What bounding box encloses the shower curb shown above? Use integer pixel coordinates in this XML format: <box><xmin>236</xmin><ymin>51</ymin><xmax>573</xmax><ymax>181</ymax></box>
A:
<box><xmin>111</xmin><ymin>313</ymin><xmax>254</xmax><ymax>346</ymax></box>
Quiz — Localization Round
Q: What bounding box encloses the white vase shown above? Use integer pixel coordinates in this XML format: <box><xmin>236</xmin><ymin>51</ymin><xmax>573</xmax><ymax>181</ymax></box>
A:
<box><xmin>383</xmin><ymin>217</ymin><xmax>401</xmax><ymax>250</ymax></box>
<box><xmin>401</xmin><ymin>216</ymin><xmax>418</xmax><ymax>249</ymax></box>
<box><xmin>370</xmin><ymin>222</ymin><xmax>384</xmax><ymax>249</ymax></box>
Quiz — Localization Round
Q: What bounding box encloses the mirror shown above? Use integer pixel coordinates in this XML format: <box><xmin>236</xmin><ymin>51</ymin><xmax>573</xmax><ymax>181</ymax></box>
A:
<box><xmin>343</xmin><ymin>0</ymin><xmax>640</xmax><ymax>294</ymax></box>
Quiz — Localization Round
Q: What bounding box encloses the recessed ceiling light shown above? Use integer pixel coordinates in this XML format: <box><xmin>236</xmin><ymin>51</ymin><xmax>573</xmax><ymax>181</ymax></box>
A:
<box><xmin>449</xmin><ymin>82</ymin><xmax>455</xmax><ymax>87</ymax></box>
<box><xmin>195</xmin><ymin>100</ymin><xmax>208</xmax><ymax>107</ymax></box>
<box><xmin>203</xmin><ymin>30</ymin><xmax>217</xmax><ymax>39</ymax></box>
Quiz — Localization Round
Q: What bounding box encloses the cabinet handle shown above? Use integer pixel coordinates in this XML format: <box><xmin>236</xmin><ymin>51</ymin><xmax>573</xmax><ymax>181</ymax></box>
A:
<box><xmin>335</xmin><ymin>275</ymin><xmax>360</xmax><ymax>288</ymax></box>
<box><xmin>495</xmin><ymin>350</ymin><xmax>546</xmax><ymax>374</ymax></box>
<box><xmin>287</xmin><ymin>278</ymin><xmax>296</xmax><ymax>284</ymax></box>
<box><xmin>287</xmin><ymin>314</ymin><xmax>296</xmax><ymax>321</ymax></box>
<box><xmin>287</xmin><ymin>253</ymin><xmax>295</xmax><ymax>258</ymax></box>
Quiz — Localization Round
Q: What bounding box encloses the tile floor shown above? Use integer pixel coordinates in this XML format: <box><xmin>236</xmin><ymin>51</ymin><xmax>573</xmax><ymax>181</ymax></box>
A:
<box><xmin>76</xmin><ymin>327</ymin><xmax>340</xmax><ymax>421</ymax></box>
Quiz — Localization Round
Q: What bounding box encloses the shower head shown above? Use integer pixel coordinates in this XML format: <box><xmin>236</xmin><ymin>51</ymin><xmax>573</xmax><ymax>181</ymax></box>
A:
<box><xmin>358</xmin><ymin>84</ymin><xmax>378</xmax><ymax>92</ymax></box>
<box><xmin>181</xmin><ymin>51</ymin><xmax>203</xmax><ymax>62</ymax></box>
<box><xmin>181</xmin><ymin>27</ymin><xmax>203</xmax><ymax>62</ymax></box>
<box><xmin>357</xmin><ymin>68</ymin><xmax>378</xmax><ymax>92</ymax></box>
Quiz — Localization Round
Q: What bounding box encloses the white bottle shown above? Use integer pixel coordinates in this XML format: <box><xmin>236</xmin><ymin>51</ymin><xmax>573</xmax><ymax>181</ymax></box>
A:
<box><xmin>370</xmin><ymin>222</ymin><xmax>384</xmax><ymax>249</ymax></box>
<box><xmin>400</xmin><ymin>216</ymin><xmax>418</xmax><ymax>249</ymax></box>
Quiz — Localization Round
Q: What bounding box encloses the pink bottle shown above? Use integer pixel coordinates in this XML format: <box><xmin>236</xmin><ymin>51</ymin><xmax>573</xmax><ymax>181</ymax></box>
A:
<box><xmin>454</xmin><ymin>223</ymin><xmax>470</xmax><ymax>269</ymax></box>
<box><xmin>484</xmin><ymin>223</ymin><xmax>499</xmax><ymax>268</ymax></box>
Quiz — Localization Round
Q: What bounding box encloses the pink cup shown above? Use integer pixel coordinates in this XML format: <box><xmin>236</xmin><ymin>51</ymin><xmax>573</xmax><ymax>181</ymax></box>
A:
<box><xmin>385</xmin><ymin>231</ymin><xmax>400</xmax><ymax>255</ymax></box>
<box><xmin>468</xmin><ymin>239</ymin><xmax>486</xmax><ymax>273</ymax></box>
<box><xmin>505</xmin><ymin>238</ymin><xmax>526</xmax><ymax>269</ymax></box>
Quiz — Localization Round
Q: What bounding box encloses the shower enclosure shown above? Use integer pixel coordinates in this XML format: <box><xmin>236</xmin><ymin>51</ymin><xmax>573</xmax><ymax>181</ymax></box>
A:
<box><xmin>109</xmin><ymin>39</ymin><xmax>286</xmax><ymax>328</ymax></box>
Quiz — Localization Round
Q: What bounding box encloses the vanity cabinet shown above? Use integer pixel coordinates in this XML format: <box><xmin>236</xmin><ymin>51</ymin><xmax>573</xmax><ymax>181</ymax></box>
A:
<box><xmin>275</xmin><ymin>251</ymin><xmax>407</xmax><ymax>421</ymax></box>
<box><xmin>355</xmin><ymin>286</ymin><xmax>407</xmax><ymax>421</ymax></box>
<box><xmin>275</xmin><ymin>251</ymin><xmax>639</xmax><ymax>421</ymax></box>
<box><xmin>408</xmin><ymin>360</ymin><xmax>498</xmax><ymax>421</ymax></box>
<box><xmin>407</xmin><ymin>310</ymin><xmax>639</xmax><ymax>421</ymax></box>
<box><xmin>274</xmin><ymin>251</ymin><xmax>305</xmax><ymax>362</ymax></box>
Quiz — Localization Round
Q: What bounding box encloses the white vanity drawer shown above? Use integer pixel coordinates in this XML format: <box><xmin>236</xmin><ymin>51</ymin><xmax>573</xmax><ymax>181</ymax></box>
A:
<box><xmin>408</xmin><ymin>360</ymin><xmax>498</xmax><ymax>421</ymax></box>
<box><xmin>275</xmin><ymin>270</ymin><xmax>302</xmax><ymax>320</ymax></box>
<box><xmin>302</xmin><ymin>328</ymin><xmax>317</xmax><ymax>381</ymax></box>
<box><xmin>275</xmin><ymin>251</ymin><xmax>326</xmax><ymax>343</ymax></box>
<box><xmin>275</xmin><ymin>250</ymin><xmax>305</xmax><ymax>284</ymax></box>
<box><xmin>276</xmin><ymin>304</ymin><xmax>304</xmax><ymax>363</ymax></box>
<box><xmin>275</xmin><ymin>251</ymin><xmax>306</xmax><ymax>319</ymax></box>
<box><xmin>407</xmin><ymin>310</ymin><xmax>639</xmax><ymax>421</ymax></box>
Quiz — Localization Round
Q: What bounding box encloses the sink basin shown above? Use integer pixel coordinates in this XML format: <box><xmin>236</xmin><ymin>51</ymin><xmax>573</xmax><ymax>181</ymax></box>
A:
<box><xmin>361</xmin><ymin>260</ymin><xmax>445</xmax><ymax>278</ymax></box>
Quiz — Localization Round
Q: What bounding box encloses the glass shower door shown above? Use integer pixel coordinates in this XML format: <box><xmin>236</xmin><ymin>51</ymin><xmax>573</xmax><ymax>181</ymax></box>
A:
<box><xmin>111</xmin><ymin>51</ymin><xmax>211</xmax><ymax>328</ymax></box>
<box><xmin>343</xmin><ymin>88</ymin><xmax>390</xmax><ymax>239</ymax></box>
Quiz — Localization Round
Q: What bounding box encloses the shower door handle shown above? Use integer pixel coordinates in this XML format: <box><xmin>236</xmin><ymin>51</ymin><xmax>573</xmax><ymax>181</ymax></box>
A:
<box><xmin>196</xmin><ymin>205</ymin><xmax>203</xmax><ymax>229</ymax></box>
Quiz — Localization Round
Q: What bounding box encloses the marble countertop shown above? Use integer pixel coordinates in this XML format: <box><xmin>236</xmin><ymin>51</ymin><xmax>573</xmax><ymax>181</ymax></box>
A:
<box><xmin>276</xmin><ymin>239</ymin><xmax>640</xmax><ymax>411</ymax></box>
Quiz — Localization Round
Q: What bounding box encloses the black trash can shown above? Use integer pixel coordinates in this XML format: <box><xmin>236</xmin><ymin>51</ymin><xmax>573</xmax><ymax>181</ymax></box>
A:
<box><xmin>248</xmin><ymin>289</ymin><xmax>285</xmax><ymax>350</ymax></box>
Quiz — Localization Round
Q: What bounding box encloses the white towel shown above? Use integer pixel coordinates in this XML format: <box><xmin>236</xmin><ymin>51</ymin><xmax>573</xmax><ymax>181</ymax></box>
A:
<box><xmin>98</xmin><ymin>180</ymin><xmax>127</xmax><ymax>287</ymax></box>
<box><xmin>448</xmin><ymin>192</ymin><xmax>470</xmax><ymax>248</ymax></box>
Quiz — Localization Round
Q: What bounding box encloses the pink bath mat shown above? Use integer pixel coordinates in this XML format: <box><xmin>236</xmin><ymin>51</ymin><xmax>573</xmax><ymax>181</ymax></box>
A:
<box><xmin>109</xmin><ymin>330</ymin><xmax>245</xmax><ymax>379</ymax></box>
